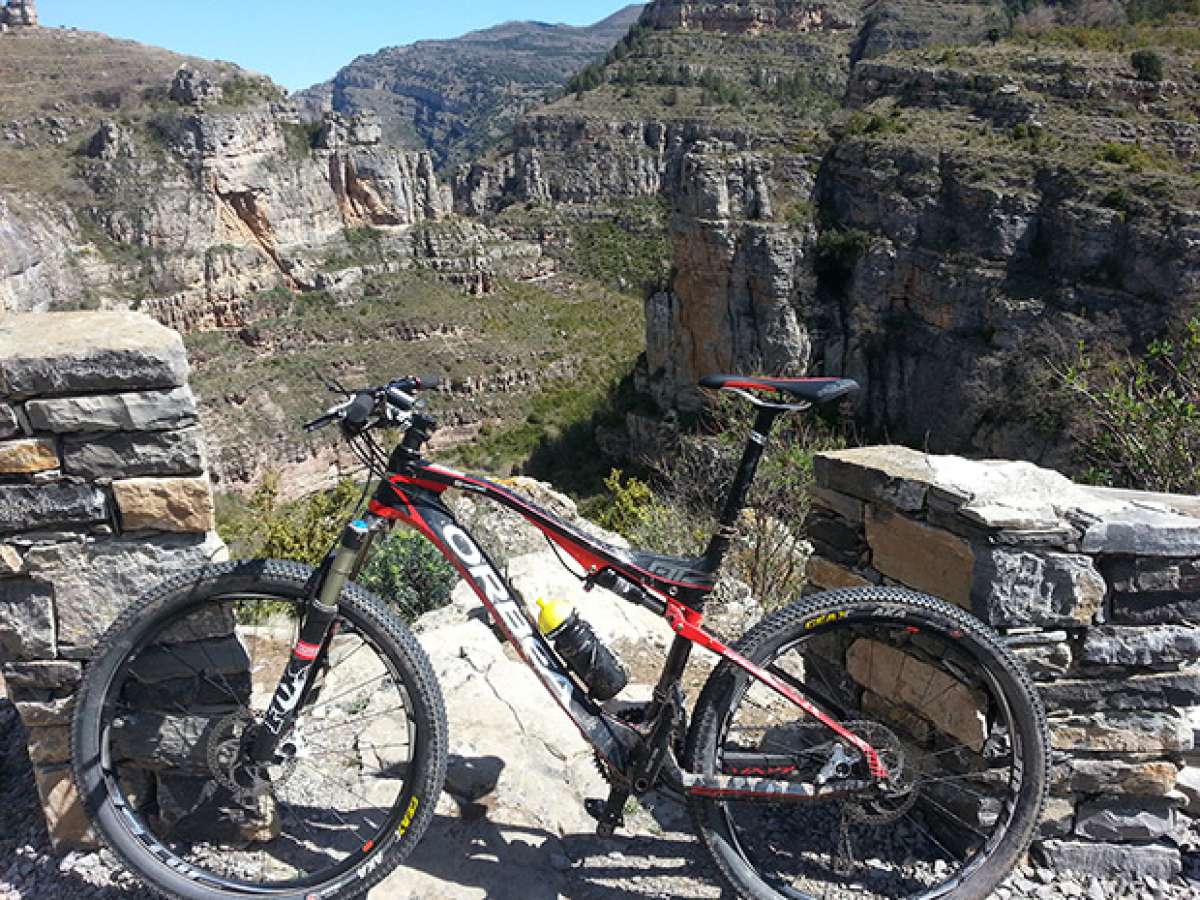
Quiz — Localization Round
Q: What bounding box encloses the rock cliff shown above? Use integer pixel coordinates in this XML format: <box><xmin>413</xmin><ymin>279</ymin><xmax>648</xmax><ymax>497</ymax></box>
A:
<box><xmin>473</xmin><ymin>0</ymin><xmax>1200</xmax><ymax>470</ymax></box>
<box><xmin>0</xmin><ymin>28</ymin><xmax>538</xmax><ymax>332</ymax></box>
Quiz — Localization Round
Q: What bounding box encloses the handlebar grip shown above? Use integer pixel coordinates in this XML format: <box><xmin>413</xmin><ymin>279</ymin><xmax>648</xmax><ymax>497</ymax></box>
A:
<box><xmin>413</xmin><ymin>375</ymin><xmax>442</xmax><ymax>391</ymax></box>
<box><xmin>343</xmin><ymin>391</ymin><xmax>376</xmax><ymax>431</ymax></box>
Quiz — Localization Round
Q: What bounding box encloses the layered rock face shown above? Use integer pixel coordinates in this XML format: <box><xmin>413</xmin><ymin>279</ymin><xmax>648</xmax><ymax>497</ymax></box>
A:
<box><xmin>642</xmin><ymin>144</ymin><xmax>814</xmax><ymax>411</ymax></box>
<box><xmin>806</xmin><ymin>446</ymin><xmax>1200</xmax><ymax>878</ymax></box>
<box><xmin>484</xmin><ymin>0</ymin><xmax>1199</xmax><ymax>470</ymax></box>
<box><xmin>0</xmin><ymin>197</ymin><xmax>82</xmax><ymax>312</ymax></box>
<box><xmin>644</xmin><ymin>0</ymin><xmax>856</xmax><ymax>32</ymax></box>
<box><xmin>812</xmin><ymin>45</ymin><xmax>1200</xmax><ymax>464</ymax></box>
<box><xmin>0</xmin><ymin>311</ymin><xmax>226</xmax><ymax>849</ymax></box>
<box><xmin>0</xmin><ymin>30</ymin><xmax>537</xmax><ymax>333</ymax></box>
<box><xmin>72</xmin><ymin>99</ymin><xmax>454</xmax><ymax>332</ymax></box>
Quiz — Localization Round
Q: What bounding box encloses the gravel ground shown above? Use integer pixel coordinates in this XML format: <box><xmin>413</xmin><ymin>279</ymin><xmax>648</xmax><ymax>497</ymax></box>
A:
<box><xmin>2</xmin><ymin>698</ymin><xmax>1197</xmax><ymax>900</ymax></box>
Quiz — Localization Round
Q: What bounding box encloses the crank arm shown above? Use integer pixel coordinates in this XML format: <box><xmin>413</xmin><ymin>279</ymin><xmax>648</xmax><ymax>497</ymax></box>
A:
<box><xmin>681</xmin><ymin>773</ymin><xmax>871</xmax><ymax>802</ymax></box>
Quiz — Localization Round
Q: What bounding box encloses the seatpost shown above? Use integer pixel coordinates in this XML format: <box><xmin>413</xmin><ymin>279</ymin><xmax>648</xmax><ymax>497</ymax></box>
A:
<box><xmin>702</xmin><ymin>406</ymin><xmax>780</xmax><ymax>572</ymax></box>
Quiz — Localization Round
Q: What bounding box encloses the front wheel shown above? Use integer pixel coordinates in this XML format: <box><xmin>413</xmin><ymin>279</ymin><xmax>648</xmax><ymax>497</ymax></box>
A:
<box><xmin>71</xmin><ymin>559</ymin><xmax>448</xmax><ymax>900</ymax></box>
<box><xmin>686</xmin><ymin>587</ymin><xmax>1049</xmax><ymax>900</ymax></box>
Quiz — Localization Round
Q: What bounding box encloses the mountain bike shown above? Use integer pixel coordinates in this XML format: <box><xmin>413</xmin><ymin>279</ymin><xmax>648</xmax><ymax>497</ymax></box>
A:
<box><xmin>72</xmin><ymin>373</ymin><xmax>1049</xmax><ymax>900</ymax></box>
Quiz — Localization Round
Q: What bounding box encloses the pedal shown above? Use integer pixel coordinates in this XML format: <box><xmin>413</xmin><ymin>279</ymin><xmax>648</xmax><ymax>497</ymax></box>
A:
<box><xmin>585</xmin><ymin>788</ymin><xmax>629</xmax><ymax>837</ymax></box>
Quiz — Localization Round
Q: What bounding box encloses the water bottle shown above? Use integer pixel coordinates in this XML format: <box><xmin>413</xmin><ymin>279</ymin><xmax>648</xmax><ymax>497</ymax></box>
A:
<box><xmin>536</xmin><ymin>598</ymin><xmax>629</xmax><ymax>701</ymax></box>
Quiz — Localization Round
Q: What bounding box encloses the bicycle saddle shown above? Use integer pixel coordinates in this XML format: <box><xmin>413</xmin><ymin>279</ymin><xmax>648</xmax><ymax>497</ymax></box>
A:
<box><xmin>699</xmin><ymin>374</ymin><xmax>859</xmax><ymax>406</ymax></box>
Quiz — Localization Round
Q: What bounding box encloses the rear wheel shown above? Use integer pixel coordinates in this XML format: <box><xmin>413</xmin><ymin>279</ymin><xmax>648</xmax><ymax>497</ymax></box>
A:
<box><xmin>71</xmin><ymin>560</ymin><xmax>448</xmax><ymax>900</ymax></box>
<box><xmin>686</xmin><ymin>587</ymin><xmax>1048</xmax><ymax>900</ymax></box>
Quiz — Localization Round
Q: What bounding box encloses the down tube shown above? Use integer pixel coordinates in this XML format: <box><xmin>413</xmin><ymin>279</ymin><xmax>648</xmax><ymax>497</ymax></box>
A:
<box><xmin>413</xmin><ymin>500</ymin><xmax>628</xmax><ymax>769</ymax></box>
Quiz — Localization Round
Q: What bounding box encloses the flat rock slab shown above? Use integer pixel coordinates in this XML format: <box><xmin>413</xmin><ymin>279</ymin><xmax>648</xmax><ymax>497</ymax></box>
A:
<box><xmin>0</xmin><ymin>311</ymin><xmax>188</xmax><ymax>399</ymax></box>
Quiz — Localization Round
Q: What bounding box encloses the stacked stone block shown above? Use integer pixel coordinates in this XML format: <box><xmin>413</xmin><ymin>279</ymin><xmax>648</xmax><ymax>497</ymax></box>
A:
<box><xmin>0</xmin><ymin>311</ymin><xmax>224</xmax><ymax>849</ymax></box>
<box><xmin>805</xmin><ymin>446</ymin><xmax>1200</xmax><ymax>879</ymax></box>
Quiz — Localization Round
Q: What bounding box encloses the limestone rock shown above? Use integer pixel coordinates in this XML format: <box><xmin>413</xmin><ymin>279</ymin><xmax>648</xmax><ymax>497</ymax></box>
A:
<box><xmin>0</xmin><ymin>481</ymin><xmax>107</xmax><ymax>533</ymax></box>
<box><xmin>1039</xmin><ymin>669</ymin><xmax>1200</xmax><ymax>712</ymax></box>
<box><xmin>23</xmin><ymin>533</ymin><xmax>226</xmax><ymax>656</ymax></box>
<box><xmin>845</xmin><ymin>637</ymin><xmax>987</xmax><ymax>750</ymax></box>
<box><xmin>62</xmin><ymin>426</ymin><xmax>205</xmax><ymax>479</ymax></box>
<box><xmin>864</xmin><ymin>506</ymin><xmax>975</xmax><ymax>607</ymax></box>
<box><xmin>1051</xmin><ymin>757</ymin><xmax>1179</xmax><ymax>797</ymax></box>
<box><xmin>1</xmin><ymin>660</ymin><xmax>81</xmax><ymax>692</ymax></box>
<box><xmin>0</xmin><ymin>311</ymin><xmax>188</xmax><ymax>398</ymax></box>
<box><xmin>27</xmin><ymin>723</ymin><xmax>69</xmax><ymax>764</ymax></box>
<box><xmin>813</xmin><ymin>447</ymin><xmax>936</xmax><ymax>512</ymax></box>
<box><xmin>1073</xmin><ymin>797</ymin><xmax>1176</xmax><ymax>842</ymax></box>
<box><xmin>972</xmin><ymin>549</ymin><xmax>1105</xmax><ymax>629</ymax></box>
<box><xmin>0</xmin><ymin>577</ymin><xmax>54</xmax><ymax>660</ymax></box>
<box><xmin>168</xmin><ymin>67</ymin><xmax>222</xmax><ymax>106</ymax></box>
<box><xmin>1050</xmin><ymin>710</ymin><xmax>1193</xmax><ymax>753</ymax></box>
<box><xmin>805</xmin><ymin>556</ymin><xmax>873</xmax><ymax>590</ymax></box>
<box><xmin>0</xmin><ymin>437</ymin><xmax>58</xmax><ymax>474</ymax></box>
<box><xmin>1038</xmin><ymin>796</ymin><xmax>1075</xmax><ymax>839</ymax></box>
<box><xmin>0</xmin><ymin>543</ymin><xmax>22</xmax><ymax>575</ymax></box>
<box><xmin>84</xmin><ymin>120</ymin><xmax>123</xmax><ymax>161</ymax></box>
<box><xmin>15</xmin><ymin>695</ymin><xmax>73</xmax><ymax>726</ymax></box>
<box><xmin>1081</xmin><ymin>626</ymin><xmax>1200</xmax><ymax>668</ymax></box>
<box><xmin>0</xmin><ymin>402</ymin><xmax>19</xmax><ymax>438</ymax></box>
<box><xmin>1035</xmin><ymin>840</ymin><xmax>1180</xmax><ymax>880</ymax></box>
<box><xmin>1082</xmin><ymin>506</ymin><xmax>1200</xmax><ymax>557</ymax></box>
<box><xmin>113</xmin><ymin>475</ymin><xmax>213</xmax><ymax>534</ymax></box>
<box><xmin>34</xmin><ymin>766</ymin><xmax>97</xmax><ymax>851</ymax></box>
<box><xmin>25</xmin><ymin>386</ymin><xmax>197</xmax><ymax>434</ymax></box>
<box><xmin>1011</xmin><ymin>641</ymin><xmax>1072</xmax><ymax>680</ymax></box>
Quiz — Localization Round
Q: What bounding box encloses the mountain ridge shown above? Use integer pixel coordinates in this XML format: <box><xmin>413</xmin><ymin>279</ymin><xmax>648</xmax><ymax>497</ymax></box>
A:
<box><xmin>295</xmin><ymin>4</ymin><xmax>646</xmax><ymax>169</ymax></box>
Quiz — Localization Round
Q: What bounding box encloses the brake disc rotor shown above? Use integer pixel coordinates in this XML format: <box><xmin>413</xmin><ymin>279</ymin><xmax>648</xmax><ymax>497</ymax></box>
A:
<box><xmin>207</xmin><ymin>710</ymin><xmax>299</xmax><ymax>800</ymax></box>
<box><xmin>842</xmin><ymin>721</ymin><xmax>918</xmax><ymax>825</ymax></box>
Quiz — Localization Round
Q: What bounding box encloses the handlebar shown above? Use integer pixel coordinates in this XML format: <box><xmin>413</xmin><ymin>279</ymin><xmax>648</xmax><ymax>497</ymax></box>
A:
<box><xmin>302</xmin><ymin>375</ymin><xmax>443</xmax><ymax>435</ymax></box>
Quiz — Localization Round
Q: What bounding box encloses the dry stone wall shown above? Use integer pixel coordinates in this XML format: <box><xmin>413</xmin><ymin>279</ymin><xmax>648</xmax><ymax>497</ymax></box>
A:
<box><xmin>0</xmin><ymin>310</ymin><xmax>225</xmax><ymax>849</ymax></box>
<box><xmin>804</xmin><ymin>445</ymin><xmax>1200</xmax><ymax>879</ymax></box>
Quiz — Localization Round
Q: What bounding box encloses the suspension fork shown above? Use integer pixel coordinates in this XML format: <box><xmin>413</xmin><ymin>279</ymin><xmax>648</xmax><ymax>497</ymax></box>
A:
<box><xmin>250</xmin><ymin>519</ymin><xmax>374</xmax><ymax>764</ymax></box>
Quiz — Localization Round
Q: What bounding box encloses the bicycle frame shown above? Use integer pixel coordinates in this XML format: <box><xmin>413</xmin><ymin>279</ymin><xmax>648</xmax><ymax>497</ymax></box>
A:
<box><xmin>253</xmin><ymin>401</ymin><xmax>888</xmax><ymax>802</ymax></box>
<box><xmin>356</xmin><ymin>457</ymin><xmax>888</xmax><ymax>798</ymax></box>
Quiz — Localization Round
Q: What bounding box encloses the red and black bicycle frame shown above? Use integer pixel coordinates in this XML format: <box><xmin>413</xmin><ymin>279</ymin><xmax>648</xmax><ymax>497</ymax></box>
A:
<box><xmin>351</xmin><ymin>407</ymin><xmax>889</xmax><ymax>801</ymax></box>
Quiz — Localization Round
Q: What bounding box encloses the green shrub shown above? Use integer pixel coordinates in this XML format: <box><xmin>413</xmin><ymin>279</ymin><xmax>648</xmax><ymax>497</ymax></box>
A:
<box><xmin>219</xmin><ymin>475</ymin><xmax>364</xmax><ymax>566</ymax></box>
<box><xmin>1097</xmin><ymin>141</ymin><xmax>1154</xmax><ymax>172</ymax></box>
<box><xmin>1132</xmin><ymin>48</ymin><xmax>1167</xmax><ymax>81</ymax></box>
<box><xmin>815</xmin><ymin>227</ymin><xmax>872</xmax><ymax>281</ymax></box>
<box><xmin>359</xmin><ymin>531</ymin><xmax>456</xmax><ymax>623</ymax></box>
<box><xmin>218</xmin><ymin>475</ymin><xmax>456</xmax><ymax>622</ymax></box>
<box><xmin>281</xmin><ymin>122</ymin><xmax>320</xmax><ymax>159</ymax></box>
<box><xmin>1057</xmin><ymin>318</ymin><xmax>1200</xmax><ymax>494</ymax></box>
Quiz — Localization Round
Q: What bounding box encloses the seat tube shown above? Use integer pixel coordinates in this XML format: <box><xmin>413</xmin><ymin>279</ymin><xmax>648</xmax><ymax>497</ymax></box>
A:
<box><xmin>703</xmin><ymin>407</ymin><xmax>779</xmax><ymax>572</ymax></box>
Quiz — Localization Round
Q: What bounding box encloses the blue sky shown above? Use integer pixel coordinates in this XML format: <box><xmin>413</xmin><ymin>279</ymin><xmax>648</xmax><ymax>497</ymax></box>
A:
<box><xmin>39</xmin><ymin>1</ymin><xmax>639</xmax><ymax>92</ymax></box>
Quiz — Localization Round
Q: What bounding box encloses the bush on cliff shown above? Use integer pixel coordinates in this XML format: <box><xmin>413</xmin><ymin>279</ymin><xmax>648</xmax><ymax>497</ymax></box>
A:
<box><xmin>1131</xmin><ymin>47</ymin><xmax>1166</xmax><ymax>80</ymax></box>
<box><xmin>1059</xmin><ymin>317</ymin><xmax>1200</xmax><ymax>494</ymax></box>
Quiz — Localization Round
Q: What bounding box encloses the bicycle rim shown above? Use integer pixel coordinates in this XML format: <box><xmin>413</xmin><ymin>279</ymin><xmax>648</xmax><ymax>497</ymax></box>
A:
<box><xmin>713</xmin><ymin>612</ymin><xmax>1031</xmax><ymax>899</ymax></box>
<box><xmin>91</xmin><ymin>591</ymin><xmax>419</xmax><ymax>893</ymax></box>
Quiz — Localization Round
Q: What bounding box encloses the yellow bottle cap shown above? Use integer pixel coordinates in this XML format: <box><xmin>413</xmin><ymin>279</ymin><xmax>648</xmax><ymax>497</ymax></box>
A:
<box><xmin>536</xmin><ymin>597</ymin><xmax>574</xmax><ymax>635</ymax></box>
